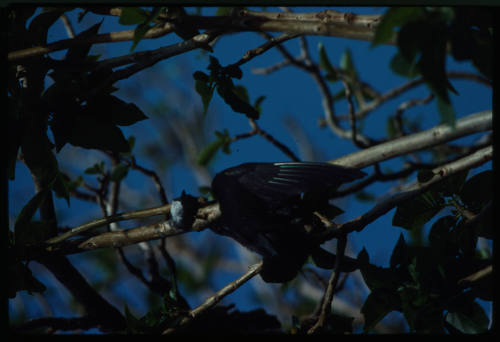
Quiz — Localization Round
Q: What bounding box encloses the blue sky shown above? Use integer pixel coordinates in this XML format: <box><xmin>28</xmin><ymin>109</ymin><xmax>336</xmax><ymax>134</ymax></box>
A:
<box><xmin>9</xmin><ymin>6</ymin><xmax>492</xmax><ymax>331</ymax></box>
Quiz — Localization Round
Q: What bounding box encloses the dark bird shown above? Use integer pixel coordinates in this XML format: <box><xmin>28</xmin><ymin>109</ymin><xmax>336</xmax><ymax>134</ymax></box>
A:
<box><xmin>210</xmin><ymin>161</ymin><xmax>366</xmax><ymax>283</ymax></box>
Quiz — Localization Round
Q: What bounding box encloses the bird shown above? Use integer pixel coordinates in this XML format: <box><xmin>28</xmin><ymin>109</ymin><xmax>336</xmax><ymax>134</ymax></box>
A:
<box><xmin>209</xmin><ymin>161</ymin><xmax>366</xmax><ymax>283</ymax></box>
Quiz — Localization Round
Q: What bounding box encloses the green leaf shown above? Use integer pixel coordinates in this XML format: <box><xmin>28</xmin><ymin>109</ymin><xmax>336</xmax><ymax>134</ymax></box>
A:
<box><xmin>436</xmin><ymin>95</ymin><xmax>456</xmax><ymax>128</ymax></box>
<box><xmin>119</xmin><ymin>7</ymin><xmax>148</xmax><ymax>25</ymax></box>
<box><xmin>195</xmin><ymin>78</ymin><xmax>215</xmax><ymax>115</ymax></box>
<box><xmin>130</xmin><ymin>7</ymin><xmax>163</xmax><ymax>51</ymax></box>
<box><xmin>340</xmin><ymin>48</ymin><xmax>357</xmax><ymax>81</ymax></box>
<box><xmin>253</xmin><ymin>95</ymin><xmax>266</xmax><ymax>115</ymax></box>
<box><xmin>390</xmin><ymin>52</ymin><xmax>420</xmax><ymax>78</ymax></box>
<box><xmin>197</xmin><ymin>130</ymin><xmax>232</xmax><ymax>166</ymax></box>
<box><xmin>371</xmin><ymin>7</ymin><xmax>425</xmax><ymax>47</ymax></box>
<box><xmin>318</xmin><ymin>42</ymin><xmax>338</xmax><ymax>81</ymax></box>
<box><xmin>216</xmin><ymin>7</ymin><xmax>232</xmax><ymax>16</ymax></box>
<box><xmin>111</xmin><ymin>164</ymin><xmax>130</xmax><ymax>182</ymax></box>
<box><xmin>393</xmin><ymin>190</ymin><xmax>445</xmax><ymax>230</ymax></box>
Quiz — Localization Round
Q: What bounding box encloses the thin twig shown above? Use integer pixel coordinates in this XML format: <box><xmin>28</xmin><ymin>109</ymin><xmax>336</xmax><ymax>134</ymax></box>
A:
<box><xmin>249</xmin><ymin>119</ymin><xmax>301</xmax><ymax>161</ymax></box>
<box><xmin>308</xmin><ymin>235</ymin><xmax>347</xmax><ymax>334</ymax></box>
<box><xmin>162</xmin><ymin>261</ymin><xmax>263</xmax><ymax>334</ymax></box>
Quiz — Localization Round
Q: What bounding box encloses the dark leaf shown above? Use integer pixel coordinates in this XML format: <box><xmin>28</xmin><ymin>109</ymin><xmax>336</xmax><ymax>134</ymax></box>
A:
<box><xmin>340</xmin><ymin>48</ymin><xmax>357</xmax><ymax>81</ymax></box>
<box><xmin>119</xmin><ymin>7</ymin><xmax>148</xmax><ymax>25</ymax></box>
<box><xmin>8</xmin><ymin>261</ymin><xmax>46</xmax><ymax>298</ymax></box>
<box><xmin>216</xmin><ymin>82</ymin><xmax>259</xmax><ymax>119</ymax></box>
<box><xmin>393</xmin><ymin>190</ymin><xmax>445</xmax><ymax>230</ymax></box>
<box><xmin>14</xmin><ymin>189</ymin><xmax>50</xmax><ymax>238</ymax></box>
<box><xmin>390</xmin><ymin>233</ymin><xmax>408</xmax><ymax>268</ymax></box>
<box><xmin>371</xmin><ymin>7</ymin><xmax>425</xmax><ymax>47</ymax></box>
<box><xmin>69</xmin><ymin>116</ymin><xmax>130</xmax><ymax>153</ymax></box>
<box><xmin>417</xmin><ymin>169</ymin><xmax>435</xmax><ymax>183</ymax></box>
<box><xmin>193</xmin><ymin>71</ymin><xmax>210</xmax><ymax>83</ymax></box>
<box><xmin>85</xmin><ymin>161</ymin><xmax>105</xmax><ymax>175</ymax></box>
<box><xmin>84</xmin><ymin>95</ymin><xmax>148</xmax><ymax>126</ymax></box>
<box><xmin>318</xmin><ymin>42</ymin><xmax>338</xmax><ymax>81</ymax></box>
<box><xmin>195</xmin><ymin>79</ymin><xmax>215</xmax><ymax>115</ymax></box>
<box><xmin>460</xmin><ymin>171</ymin><xmax>492</xmax><ymax>213</ymax></box>
<box><xmin>28</xmin><ymin>8</ymin><xmax>68</xmax><ymax>45</ymax></box>
<box><xmin>390</xmin><ymin>52</ymin><xmax>420</xmax><ymax>78</ymax></box>
<box><xmin>361</xmin><ymin>289</ymin><xmax>401</xmax><ymax>332</ymax></box>
<box><xmin>52</xmin><ymin>171</ymin><xmax>71</xmax><ymax>205</ymax></box>
<box><xmin>445</xmin><ymin>299</ymin><xmax>489</xmax><ymax>333</ymax></box>
<box><xmin>111</xmin><ymin>164</ymin><xmax>130</xmax><ymax>182</ymax></box>
<box><xmin>65</xmin><ymin>21</ymin><xmax>103</xmax><ymax>63</ymax></box>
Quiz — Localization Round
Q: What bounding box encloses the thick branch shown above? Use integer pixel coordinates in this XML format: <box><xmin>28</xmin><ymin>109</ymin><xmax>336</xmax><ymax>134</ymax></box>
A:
<box><xmin>331</xmin><ymin>110</ymin><xmax>492</xmax><ymax>169</ymax></box>
<box><xmin>325</xmin><ymin>145</ymin><xmax>493</xmax><ymax>240</ymax></box>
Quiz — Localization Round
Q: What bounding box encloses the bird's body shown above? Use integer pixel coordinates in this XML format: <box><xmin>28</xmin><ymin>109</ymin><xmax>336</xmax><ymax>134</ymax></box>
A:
<box><xmin>210</xmin><ymin>162</ymin><xmax>366</xmax><ymax>283</ymax></box>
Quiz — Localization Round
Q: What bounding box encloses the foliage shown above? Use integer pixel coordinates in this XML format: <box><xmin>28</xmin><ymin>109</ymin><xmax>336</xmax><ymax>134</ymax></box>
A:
<box><xmin>360</xmin><ymin>170</ymin><xmax>492</xmax><ymax>333</ymax></box>
<box><xmin>7</xmin><ymin>6</ymin><xmax>492</xmax><ymax>335</ymax></box>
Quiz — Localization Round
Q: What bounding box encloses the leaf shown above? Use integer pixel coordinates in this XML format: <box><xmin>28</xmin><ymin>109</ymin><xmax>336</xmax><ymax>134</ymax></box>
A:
<box><xmin>69</xmin><ymin>116</ymin><xmax>130</xmax><ymax>153</ymax></box>
<box><xmin>14</xmin><ymin>189</ymin><xmax>50</xmax><ymax>236</ymax></box>
<box><xmin>417</xmin><ymin>169</ymin><xmax>435</xmax><ymax>183</ymax></box>
<box><xmin>371</xmin><ymin>7</ymin><xmax>425</xmax><ymax>47</ymax></box>
<box><xmin>119</xmin><ymin>7</ymin><xmax>148</xmax><ymax>25</ymax></box>
<box><xmin>65</xmin><ymin>21</ymin><xmax>102</xmax><ymax>63</ymax></box>
<box><xmin>85</xmin><ymin>161</ymin><xmax>105</xmax><ymax>175</ymax></box>
<box><xmin>445</xmin><ymin>300</ymin><xmax>489</xmax><ymax>333</ymax></box>
<box><xmin>130</xmin><ymin>7</ymin><xmax>163</xmax><ymax>51</ymax></box>
<box><xmin>195</xmin><ymin>78</ymin><xmax>215</xmax><ymax>115</ymax></box>
<box><xmin>193</xmin><ymin>71</ymin><xmax>210</xmax><ymax>83</ymax></box>
<box><xmin>339</xmin><ymin>48</ymin><xmax>357</xmax><ymax>81</ymax></box>
<box><xmin>253</xmin><ymin>95</ymin><xmax>266</xmax><ymax>115</ymax></box>
<box><xmin>318</xmin><ymin>42</ymin><xmax>338</xmax><ymax>81</ymax></box>
<box><xmin>217</xmin><ymin>81</ymin><xmax>259</xmax><ymax>119</ymax></box>
<box><xmin>111</xmin><ymin>164</ymin><xmax>130</xmax><ymax>182</ymax></box>
<box><xmin>390</xmin><ymin>233</ymin><xmax>408</xmax><ymax>268</ymax></box>
<box><xmin>28</xmin><ymin>8</ymin><xmax>68</xmax><ymax>45</ymax></box>
<box><xmin>459</xmin><ymin>170</ymin><xmax>492</xmax><ymax>213</ymax></box>
<box><xmin>197</xmin><ymin>130</ymin><xmax>231</xmax><ymax>166</ymax></box>
<box><xmin>52</xmin><ymin>171</ymin><xmax>71</xmax><ymax>206</ymax></box>
<box><xmin>428</xmin><ymin>215</ymin><xmax>460</xmax><ymax>260</ymax></box>
<box><xmin>436</xmin><ymin>96</ymin><xmax>456</xmax><ymax>128</ymax></box>
<box><xmin>216</xmin><ymin>7</ymin><xmax>232</xmax><ymax>16</ymax></box>
<box><xmin>393</xmin><ymin>190</ymin><xmax>445</xmax><ymax>230</ymax></box>
<box><xmin>8</xmin><ymin>260</ymin><xmax>46</xmax><ymax>298</ymax></box>
<box><xmin>361</xmin><ymin>289</ymin><xmax>401</xmax><ymax>332</ymax></box>
<box><xmin>390</xmin><ymin>52</ymin><xmax>420</xmax><ymax>78</ymax></box>
<box><xmin>85</xmin><ymin>95</ymin><xmax>148</xmax><ymax>126</ymax></box>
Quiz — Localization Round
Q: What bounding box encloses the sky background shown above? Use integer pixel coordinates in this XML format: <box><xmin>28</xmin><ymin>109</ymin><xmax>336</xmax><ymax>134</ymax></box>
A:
<box><xmin>9</xmin><ymin>6</ymin><xmax>492</xmax><ymax>331</ymax></box>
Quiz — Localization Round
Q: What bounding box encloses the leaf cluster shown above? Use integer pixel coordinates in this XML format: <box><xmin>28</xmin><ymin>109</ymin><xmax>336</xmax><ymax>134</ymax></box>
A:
<box><xmin>193</xmin><ymin>56</ymin><xmax>260</xmax><ymax>119</ymax></box>
<box><xmin>359</xmin><ymin>170</ymin><xmax>492</xmax><ymax>333</ymax></box>
<box><xmin>372</xmin><ymin>7</ymin><xmax>493</xmax><ymax>127</ymax></box>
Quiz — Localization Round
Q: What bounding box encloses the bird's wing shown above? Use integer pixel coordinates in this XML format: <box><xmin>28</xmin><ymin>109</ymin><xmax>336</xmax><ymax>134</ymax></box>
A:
<box><xmin>236</xmin><ymin>162</ymin><xmax>366</xmax><ymax>202</ymax></box>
